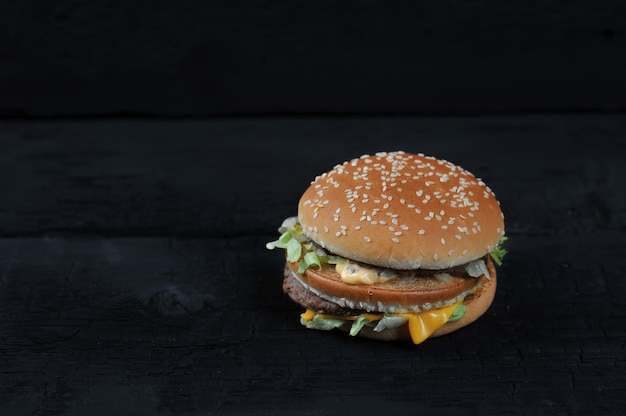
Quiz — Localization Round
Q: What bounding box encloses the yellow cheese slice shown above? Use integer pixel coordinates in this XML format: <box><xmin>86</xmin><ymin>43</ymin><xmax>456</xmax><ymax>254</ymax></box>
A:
<box><xmin>300</xmin><ymin>301</ymin><xmax>461</xmax><ymax>345</ymax></box>
<box><xmin>397</xmin><ymin>302</ymin><xmax>460</xmax><ymax>344</ymax></box>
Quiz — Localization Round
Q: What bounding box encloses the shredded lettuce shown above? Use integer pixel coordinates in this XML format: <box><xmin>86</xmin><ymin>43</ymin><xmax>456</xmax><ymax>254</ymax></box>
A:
<box><xmin>301</xmin><ymin>303</ymin><xmax>467</xmax><ymax>338</ymax></box>
<box><xmin>349</xmin><ymin>316</ymin><xmax>370</xmax><ymax>336</ymax></box>
<box><xmin>300</xmin><ymin>314</ymin><xmax>345</xmax><ymax>331</ymax></box>
<box><xmin>298</xmin><ymin>251</ymin><xmax>320</xmax><ymax>274</ymax></box>
<box><xmin>286</xmin><ymin>237</ymin><xmax>301</xmax><ymax>263</ymax></box>
<box><xmin>267</xmin><ymin>217</ymin><xmax>346</xmax><ymax>274</ymax></box>
<box><xmin>466</xmin><ymin>259</ymin><xmax>490</xmax><ymax>280</ymax></box>
<box><xmin>448</xmin><ymin>304</ymin><xmax>467</xmax><ymax>323</ymax></box>
<box><xmin>489</xmin><ymin>236</ymin><xmax>509</xmax><ymax>266</ymax></box>
<box><xmin>373</xmin><ymin>314</ymin><xmax>409</xmax><ymax>332</ymax></box>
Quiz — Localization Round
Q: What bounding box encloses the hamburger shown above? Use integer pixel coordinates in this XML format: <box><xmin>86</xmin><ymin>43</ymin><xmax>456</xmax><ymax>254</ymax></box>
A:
<box><xmin>267</xmin><ymin>151</ymin><xmax>507</xmax><ymax>344</ymax></box>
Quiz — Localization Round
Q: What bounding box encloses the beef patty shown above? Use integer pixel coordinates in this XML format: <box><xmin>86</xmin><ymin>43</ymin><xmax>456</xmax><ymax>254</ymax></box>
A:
<box><xmin>283</xmin><ymin>266</ymin><xmax>357</xmax><ymax>316</ymax></box>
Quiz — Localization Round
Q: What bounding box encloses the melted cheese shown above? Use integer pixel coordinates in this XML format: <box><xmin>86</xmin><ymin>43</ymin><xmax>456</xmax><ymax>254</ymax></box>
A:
<box><xmin>300</xmin><ymin>301</ymin><xmax>462</xmax><ymax>345</ymax></box>
<box><xmin>397</xmin><ymin>302</ymin><xmax>460</xmax><ymax>344</ymax></box>
<box><xmin>335</xmin><ymin>261</ymin><xmax>398</xmax><ymax>284</ymax></box>
<box><xmin>300</xmin><ymin>309</ymin><xmax>317</xmax><ymax>321</ymax></box>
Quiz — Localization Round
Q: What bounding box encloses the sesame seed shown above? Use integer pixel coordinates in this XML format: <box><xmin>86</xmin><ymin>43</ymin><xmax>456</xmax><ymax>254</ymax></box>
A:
<box><xmin>364</xmin><ymin>236</ymin><xmax>371</xmax><ymax>242</ymax></box>
<box><xmin>392</xmin><ymin>238</ymin><xmax>400</xmax><ymax>243</ymax></box>
<box><xmin>455</xmin><ymin>234</ymin><xmax>462</xmax><ymax>240</ymax></box>
<box><xmin>441</xmin><ymin>238</ymin><xmax>446</xmax><ymax>245</ymax></box>
<box><xmin>418</xmin><ymin>229</ymin><xmax>426</xmax><ymax>235</ymax></box>
<box><xmin>335</xmin><ymin>231</ymin><xmax>342</xmax><ymax>237</ymax></box>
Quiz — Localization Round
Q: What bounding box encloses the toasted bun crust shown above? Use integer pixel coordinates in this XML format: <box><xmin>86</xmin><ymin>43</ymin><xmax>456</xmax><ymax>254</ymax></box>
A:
<box><xmin>338</xmin><ymin>263</ymin><xmax>497</xmax><ymax>342</ymax></box>
<box><xmin>298</xmin><ymin>151</ymin><xmax>504</xmax><ymax>269</ymax></box>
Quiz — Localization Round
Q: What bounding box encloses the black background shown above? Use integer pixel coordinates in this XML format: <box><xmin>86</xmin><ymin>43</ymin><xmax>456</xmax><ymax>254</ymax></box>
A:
<box><xmin>1</xmin><ymin>2</ymin><xmax>625</xmax><ymax>415</ymax></box>
<box><xmin>2</xmin><ymin>0</ymin><xmax>626</xmax><ymax>116</ymax></box>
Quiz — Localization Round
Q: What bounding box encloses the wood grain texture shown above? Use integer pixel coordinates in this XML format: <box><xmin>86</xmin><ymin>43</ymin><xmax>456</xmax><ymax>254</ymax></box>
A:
<box><xmin>1</xmin><ymin>114</ymin><xmax>625</xmax><ymax>415</ymax></box>
<box><xmin>1</xmin><ymin>1</ymin><xmax>625</xmax><ymax>116</ymax></box>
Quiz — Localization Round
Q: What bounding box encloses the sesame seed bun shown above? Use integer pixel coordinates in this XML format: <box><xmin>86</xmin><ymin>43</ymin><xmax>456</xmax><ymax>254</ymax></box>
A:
<box><xmin>276</xmin><ymin>150</ymin><xmax>505</xmax><ymax>344</ymax></box>
<box><xmin>298</xmin><ymin>151</ymin><xmax>504</xmax><ymax>270</ymax></box>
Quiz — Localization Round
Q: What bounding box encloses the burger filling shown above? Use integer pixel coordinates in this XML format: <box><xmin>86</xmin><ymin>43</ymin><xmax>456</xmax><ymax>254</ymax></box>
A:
<box><xmin>283</xmin><ymin>266</ymin><xmax>472</xmax><ymax>344</ymax></box>
<box><xmin>267</xmin><ymin>216</ymin><xmax>507</xmax><ymax>344</ymax></box>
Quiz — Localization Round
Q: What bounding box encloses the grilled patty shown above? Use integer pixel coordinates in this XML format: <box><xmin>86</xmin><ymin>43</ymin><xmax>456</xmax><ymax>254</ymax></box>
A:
<box><xmin>283</xmin><ymin>266</ymin><xmax>356</xmax><ymax>316</ymax></box>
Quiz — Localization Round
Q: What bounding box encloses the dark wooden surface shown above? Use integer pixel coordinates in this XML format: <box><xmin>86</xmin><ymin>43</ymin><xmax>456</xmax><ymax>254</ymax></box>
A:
<box><xmin>1</xmin><ymin>114</ymin><xmax>625</xmax><ymax>415</ymax></box>
<box><xmin>2</xmin><ymin>1</ymin><xmax>626</xmax><ymax>116</ymax></box>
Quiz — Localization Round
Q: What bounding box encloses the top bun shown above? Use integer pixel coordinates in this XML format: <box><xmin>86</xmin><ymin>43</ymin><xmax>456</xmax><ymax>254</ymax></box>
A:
<box><xmin>298</xmin><ymin>151</ymin><xmax>505</xmax><ymax>269</ymax></box>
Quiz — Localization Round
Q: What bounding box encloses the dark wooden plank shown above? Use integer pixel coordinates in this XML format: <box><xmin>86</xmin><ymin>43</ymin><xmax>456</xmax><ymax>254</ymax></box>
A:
<box><xmin>1</xmin><ymin>114</ymin><xmax>625</xmax><ymax>237</ymax></box>
<box><xmin>1</xmin><ymin>2</ymin><xmax>625</xmax><ymax>116</ymax></box>
<box><xmin>1</xmin><ymin>114</ymin><xmax>625</xmax><ymax>414</ymax></box>
<box><xmin>0</xmin><ymin>233</ymin><xmax>624</xmax><ymax>415</ymax></box>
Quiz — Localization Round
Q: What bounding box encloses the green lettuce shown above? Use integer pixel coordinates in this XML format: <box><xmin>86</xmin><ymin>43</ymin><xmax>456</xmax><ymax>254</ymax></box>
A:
<box><xmin>373</xmin><ymin>314</ymin><xmax>409</xmax><ymax>332</ymax></box>
<box><xmin>447</xmin><ymin>304</ymin><xmax>467</xmax><ymax>323</ymax></box>
<box><xmin>300</xmin><ymin>314</ymin><xmax>346</xmax><ymax>331</ymax></box>
<box><xmin>266</xmin><ymin>217</ymin><xmax>343</xmax><ymax>274</ymax></box>
<box><xmin>489</xmin><ymin>236</ymin><xmax>508</xmax><ymax>266</ymax></box>
<box><xmin>349</xmin><ymin>316</ymin><xmax>371</xmax><ymax>336</ymax></box>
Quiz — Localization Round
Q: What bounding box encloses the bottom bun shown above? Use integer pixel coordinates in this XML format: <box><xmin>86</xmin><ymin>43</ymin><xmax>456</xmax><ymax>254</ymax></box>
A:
<box><xmin>337</xmin><ymin>266</ymin><xmax>496</xmax><ymax>343</ymax></box>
